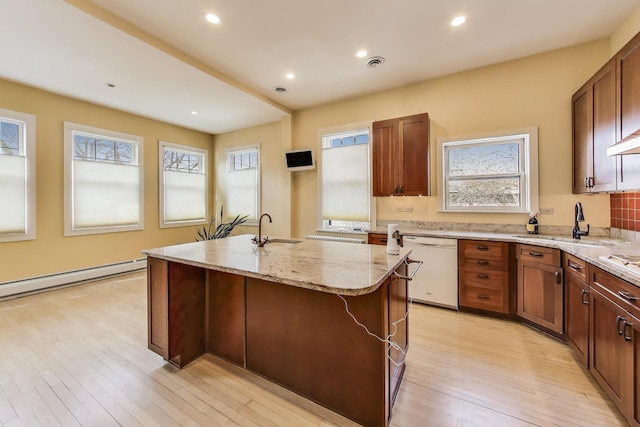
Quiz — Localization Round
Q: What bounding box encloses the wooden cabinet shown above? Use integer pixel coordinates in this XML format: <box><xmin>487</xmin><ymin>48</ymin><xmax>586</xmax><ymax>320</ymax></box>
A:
<box><xmin>368</xmin><ymin>232</ymin><xmax>403</xmax><ymax>246</ymax></box>
<box><xmin>147</xmin><ymin>257</ymin><xmax>169</xmax><ymax>358</ymax></box>
<box><xmin>516</xmin><ymin>244</ymin><xmax>564</xmax><ymax>335</ymax></box>
<box><xmin>589</xmin><ymin>266</ymin><xmax>640</xmax><ymax>426</ymax></box>
<box><xmin>616</xmin><ymin>31</ymin><xmax>640</xmax><ymax>191</ymax></box>
<box><xmin>458</xmin><ymin>240</ymin><xmax>513</xmax><ymax>314</ymax></box>
<box><xmin>372</xmin><ymin>113</ymin><xmax>430</xmax><ymax>197</ymax></box>
<box><xmin>571</xmin><ymin>59</ymin><xmax>617</xmax><ymax>193</ymax></box>
<box><xmin>565</xmin><ymin>253</ymin><xmax>590</xmax><ymax>366</ymax></box>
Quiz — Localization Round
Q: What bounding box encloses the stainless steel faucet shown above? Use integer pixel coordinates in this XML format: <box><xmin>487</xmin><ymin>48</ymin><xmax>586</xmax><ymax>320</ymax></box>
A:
<box><xmin>252</xmin><ymin>213</ymin><xmax>272</xmax><ymax>247</ymax></box>
<box><xmin>572</xmin><ymin>202</ymin><xmax>590</xmax><ymax>239</ymax></box>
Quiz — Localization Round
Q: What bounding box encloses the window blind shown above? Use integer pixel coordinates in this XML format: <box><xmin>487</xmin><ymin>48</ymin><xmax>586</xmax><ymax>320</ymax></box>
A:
<box><xmin>322</xmin><ymin>143</ymin><xmax>369</xmax><ymax>221</ymax></box>
<box><xmin>73</xmin><ymin>160</ymin><xmax>140</xmax><ymax>228</ymax></box>
<box><xmin>164</xmin><ymin>170</ymin><xmax>206</xmax><ymax>222</ymax></box>
<box><xmin>0</xmin><ymin>155</ymin><xmax>26</xmax><ymax>234</ymax></box>
<box><xmin>227</xmin><ymin>168</ymin><xmax>257</xmax><ymax>221</ymax></box>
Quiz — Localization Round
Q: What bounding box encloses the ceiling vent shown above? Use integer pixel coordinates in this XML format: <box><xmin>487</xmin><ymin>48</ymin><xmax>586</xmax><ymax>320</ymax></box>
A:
<box><xmin>272</xmin><ymin>86</ymin><xmax>287</xmax><ymax>93</ymax></box>
<box><xmin>366</xmin><ymin>56</ymin><xmax>385</xmax><ymax>68</ymax></box>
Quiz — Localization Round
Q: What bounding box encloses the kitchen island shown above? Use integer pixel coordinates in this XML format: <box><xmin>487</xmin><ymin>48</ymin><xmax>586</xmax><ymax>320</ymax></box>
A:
<box><xmin>142</xmin><ymin>235</ymin><xmax>413</xmax><ymax>427</ymax></box>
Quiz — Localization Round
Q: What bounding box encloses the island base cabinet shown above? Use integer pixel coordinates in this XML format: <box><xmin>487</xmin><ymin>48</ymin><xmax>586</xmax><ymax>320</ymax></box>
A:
<box><xmin>245</xmin><ymin>271</ymin><xmax>407</xmax><ymax>427</ymax></box>
<box><xmin>147</xmin><ymin>257</ymin><xmax>169</xmax><ymax>358</ymax></box>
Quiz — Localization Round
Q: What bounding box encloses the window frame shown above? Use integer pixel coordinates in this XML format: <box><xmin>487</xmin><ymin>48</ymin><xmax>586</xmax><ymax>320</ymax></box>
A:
<box><xmin>0</xmin><ymin>108</ymin><xmax>36</xmax><ymax>243</ymax></box>
<box><xmin>225</xmin><ymin>144</ymin><xmax>260</xmax><ymax>225</ymax></box>
<box><xmin>159</xmin><ymin>140</ymin><xmax>208</xmax><ymax>228</ymax></box>
<box><xmin>316</xmin><ymin>120</ymin><xmax>375</xmax><ymax>233</ymax></box>
<box><xmin>438</xmin><ymin>127</ymin><xmax>539</xmax><ymax>214</ymax></box>
<box><xmin>64</xmin><ymin>122</ymin><xmax>144</xmax><ymax>236</ymax></box>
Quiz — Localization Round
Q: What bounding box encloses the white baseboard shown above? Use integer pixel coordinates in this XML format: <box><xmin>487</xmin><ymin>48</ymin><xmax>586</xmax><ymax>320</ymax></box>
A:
<box><xmin>0</xmin><ymin>258</ymin><xmax>147</xmax><ymax>299</ymax></box>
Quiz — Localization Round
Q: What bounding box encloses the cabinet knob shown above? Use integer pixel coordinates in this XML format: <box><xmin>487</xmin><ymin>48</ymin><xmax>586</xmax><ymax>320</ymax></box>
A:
<box><xmin>555</xmin><ymin>271</ymin><xmax>562</xmax><ymax>284</ymax></box>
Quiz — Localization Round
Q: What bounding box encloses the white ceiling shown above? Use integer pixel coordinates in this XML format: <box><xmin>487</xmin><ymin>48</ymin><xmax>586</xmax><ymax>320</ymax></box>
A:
<box><xmin>2</xmin><ymin>0</ymin><xmax>639</xmax><ymax>134</ymax></box>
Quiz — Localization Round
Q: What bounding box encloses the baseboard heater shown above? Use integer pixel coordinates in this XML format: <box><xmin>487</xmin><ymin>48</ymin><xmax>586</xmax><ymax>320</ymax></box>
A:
<box><xmin>0</xmin><ymin>258</ymin><xmax>147</xmax><ymax>299</ymax></box>
<box><xmin>305</xmin><ymin>235</ymin><xmax>365</xmax><ymax>244</ymax></box>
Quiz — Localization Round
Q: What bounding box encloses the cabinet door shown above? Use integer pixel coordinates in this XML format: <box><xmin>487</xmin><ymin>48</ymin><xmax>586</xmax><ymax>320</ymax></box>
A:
<box><xmin>372</xmin><ymin>118</ymin><xmax>400</xmax><ymax>196</ymax></box>
<box><xmin>147</xmin><ymin>257</ymin><xmax>169</xmax><ymax>358</ymax></box>
<box><xmin>566</xmin><ymin>274</ymin><xmax>589</xmax><ymax>366</ymax></box>
<box><xmin>624</xmin><ymin>315</ymin><xmax>640</xmax><ymax>426</ymax></box>
<box><xmin>617</xmin><ymin>34</ymin><xmax>640</xmax><ymax>191</ymax></box>
<box><xmin>399</xmin><ymin>113</ymin><xmax>430</xmax><ymax>196</ymax></box>
<box><xmin>572</xmin><ymin>83</ymin><xmax>592</xmax><ymax>194</ymax></box>
<box><xmin>517</xmin><ymin>261</ymin><xmax>564</xmax><ymax>333</ymax></box>
<box><xmin>590</xmin><ymin>288</ymin><xmax>628</xmax><ymax>415</ymax></box>
<box><xmin>591</xmin><ymin>60</ymin><xmax>617</xmax><ymax>192</ymax></box>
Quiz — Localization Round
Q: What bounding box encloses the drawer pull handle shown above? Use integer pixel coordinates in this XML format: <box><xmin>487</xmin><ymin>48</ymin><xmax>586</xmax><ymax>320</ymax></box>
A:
<box><xmin>617</xmin><ymin>316</ymin><xmax>625</xmax><ymax>335</ymax></box>
<box><xmin>476</xmin><ymin>260</ymin><xmax>489</xmax><ymax>265</ymax></box>
<box><xmin>555</xmin><ymin>272</ymin><xmax>562</xmax><ymax>284</ymax></box>
<box><xmin>477</xmin><ymin>274</ymin><xmax>489</xmax><ymax>280</ymax></box>
<box><xmin>476</xmin><ymin>246</ymin><xmax>489</xmax><ymax>251</ymax></box>
<box><xmin>528</xmin><ymin>252</ymin><xmax>544</xmax><ymax>257</ymax></box>
<box><xmin>380</xmin><ymin>238</ymin><xmax>387</xmax><ymax>243</ymax></box>
<box><xmin>618</xmin><ymin>291</ymin><xmax>639</xmax><ymax>302</ymax></box>
<box><xmin>581</xmin><ymin>289</ymin><xmax>589</xmax><ymax>305</ymax></box>
<box><xmin>624</xmin><ymin>322</ymin><xmax>633</xmax><ymax>342</ymax></box>
<box><xmin>569</xmin><ymin>262</ymin><xmax>582</xmax><ymax>271</ymax></box>
<box><xmin>477</xmin><ymin>294</ymin><xmax>490</xmax><ymax>299</ymax></box>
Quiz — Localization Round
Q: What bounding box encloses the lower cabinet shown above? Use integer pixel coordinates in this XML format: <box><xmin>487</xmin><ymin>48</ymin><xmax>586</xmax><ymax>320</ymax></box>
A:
<box><xmin>516</xmin><ymin>245</ymin><xmax>564</xmax><ymax>335</ymax></box>
<box><xmin>565</xmin><ymin>253</ymin><xmax>590</xmax><ymax>366</ymax></box>
<box><xmin>590</xmin><ymin>266</ymin><xmax>640</xmax><ymax>426</ymax></box>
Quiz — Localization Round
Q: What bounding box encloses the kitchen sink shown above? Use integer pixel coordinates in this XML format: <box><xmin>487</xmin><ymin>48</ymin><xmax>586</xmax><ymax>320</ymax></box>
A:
<box><xmin>267</xmin><ymin>238</ymin><xmax>303</xmax><ymax>245</ymax></box>
<box><xmin>512</xmin><ymin>234</ymin><xmax>614</xmax><ymax>247</ymax></box>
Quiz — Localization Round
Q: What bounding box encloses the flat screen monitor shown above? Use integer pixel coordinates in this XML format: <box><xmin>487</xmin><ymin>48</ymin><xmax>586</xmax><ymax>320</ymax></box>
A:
<box><xmin>285</xmin><ymin>149</ymin><xmax>315</xmax><ymax>171</ymax></box>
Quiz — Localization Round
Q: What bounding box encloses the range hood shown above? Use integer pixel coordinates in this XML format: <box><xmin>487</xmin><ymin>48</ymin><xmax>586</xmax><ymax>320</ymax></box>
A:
<box><xmin>607</xmin><ymin>130</ymin><xmax>640</xmax><ymax>156</ymax></box>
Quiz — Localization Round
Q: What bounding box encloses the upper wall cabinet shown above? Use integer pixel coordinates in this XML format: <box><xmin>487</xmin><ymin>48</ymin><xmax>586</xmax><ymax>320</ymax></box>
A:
<box><xmin>573</xmin><ymin>30</ymin><xmax>640</xmax><ymax>194</ymax></box>
<box><xmin>372</xmin><ymin>113</ymin><xmax>430</xmax><ymax>197</ymax></box>
<box><xmin>616</xmin><ymin>32</ymin><xmax>640</xmax><ymax>191</ymax></box>
<box><xmin>572</xmin><ymin>59</ymin><xmax>617</xmax><ymax>194</ymax></box>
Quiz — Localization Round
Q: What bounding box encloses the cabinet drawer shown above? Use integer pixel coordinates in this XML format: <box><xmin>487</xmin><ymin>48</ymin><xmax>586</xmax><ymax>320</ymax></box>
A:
<box><xmin>564</xmin><ymin>253</ymin><xmax>589</xmax><ymax>282</ymax></box>
<box><xmin>367</xmin><ymin>232</ymin><xmax>403</xmax><ymax>246</ymax></box>
<box><xmin>462</xmin><ymin>257</ymin><xmax>506</xmax><ymax>272</ymax></box>
<box><xmin>592</xmin><ymin>266</ymin><xmax>640</xmax><ymax>319</ymax></box>
<box><xmin>460</xmin><ymin>240</ymin><xmax>507</xmax><ymax>262</ymax></box>
<box><xmin>460</xmin><ymin>284</ymin><xmax>508</xmax><ymax>314</ymax></box>
<box><xmin>516</xmin><ymin>244</ymin><xmax>561</xmax><ymax>266</ymax></box>
<box><xmin>460</xmin><ymin>268</ymin><xmax>508</xmax><ymax>287</ymax></box>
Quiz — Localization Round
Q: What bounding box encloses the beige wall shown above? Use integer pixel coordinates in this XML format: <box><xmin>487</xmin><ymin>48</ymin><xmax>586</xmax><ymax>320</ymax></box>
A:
<box><xmin>291</xmin><ymin>40</ymin><xmax>612</xmax><ymax>238</ymax></box>
<box><xmin>611</xmin><ymin>6</ymin><xmax>640</xmax><ymax>54</ymax></box>
<box><xmin>213</xmin><ymin>117</ymin><xmax>292</xmax><ymax>238</ymax></box>
<box><xmin>0</xmin><ymin>79</ymin><xmax>214</xmax><ymax>283</ymax></box>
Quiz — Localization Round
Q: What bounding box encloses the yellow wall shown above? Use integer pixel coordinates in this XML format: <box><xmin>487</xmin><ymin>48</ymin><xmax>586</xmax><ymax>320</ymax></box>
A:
<box><xmin>0</xmin><ymin>79</ymin><xmax>214</xmax><ymax>283</ymax></box>
<box><xmin>611</xmin><ymin>6</ymin><xmax>640</xmax><ymax>54</ymax></box>
<box><xmin>213</xmin><ymin>117</ymin><xmax>292</xmax><ymax>238</ymax></box>
<box><xmin>291</xmin><ymin>40</ymin><xmax>612</xmax><ymax>238</ymax></box>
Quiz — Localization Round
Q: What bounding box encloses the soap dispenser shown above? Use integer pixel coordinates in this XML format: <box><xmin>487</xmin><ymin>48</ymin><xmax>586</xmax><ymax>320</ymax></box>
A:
<box><xmin>527</xmin><ymin>212</ymin><xmax>539</xmax><ymax>235</ymax></box>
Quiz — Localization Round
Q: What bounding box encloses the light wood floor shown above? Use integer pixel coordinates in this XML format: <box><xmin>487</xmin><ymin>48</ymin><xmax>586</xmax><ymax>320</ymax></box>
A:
<box><xmin>0</xmin><ymin>272</ymin><xmax>628</xmax><ymax>427</ymax></box>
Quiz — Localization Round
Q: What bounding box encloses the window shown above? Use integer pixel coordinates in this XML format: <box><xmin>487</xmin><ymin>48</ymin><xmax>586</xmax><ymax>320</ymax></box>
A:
<box><xmin>226</xmin><ymin>145</ymin><xmax>259</xmax><ymax>222</ymax></box>
<box><xmin>318</xmin><ymin>122</ymin><xmax>374</xmax><ymax>232</ymax></box>
<box><xmin>64</xmin><ymin>122</ymin><xmax>144</xmax><ymax>235</ymax></box>
<box><xmin>440</xmin><ymin>128</ymin><xmax>538</xmax><ymax>213</ymax></box>
<box><xmin>159</xmin><ymin>141</ymin><xmax>208</xmax><ymax>228</ymax></box>
<box><xmin>0</xmin><ymin>108</ymin><xmax>36</xmax><ymax>242</ymax></box>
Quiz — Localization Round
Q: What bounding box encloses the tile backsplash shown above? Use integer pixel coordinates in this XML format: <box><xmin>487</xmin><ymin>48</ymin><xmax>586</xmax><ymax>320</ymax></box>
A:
<box><xmin>610</xmin><ymin>192</ymin><xmax>639</xmax><ymax>232</ymax></box>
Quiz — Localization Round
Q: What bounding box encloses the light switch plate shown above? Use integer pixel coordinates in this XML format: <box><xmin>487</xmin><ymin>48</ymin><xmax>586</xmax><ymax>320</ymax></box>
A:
<box><xmin>539</xmin><ymin>208</ymin><xmax>554</xmax><ymax>214</ymax></box>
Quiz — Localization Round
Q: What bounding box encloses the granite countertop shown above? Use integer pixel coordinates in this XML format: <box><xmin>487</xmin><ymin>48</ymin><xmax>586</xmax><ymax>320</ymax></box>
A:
<box><xmin>373</xmin><ymin>226</ymin><xmax>640</xmax><ymax>287</ymax></box>
<box><xmin>142</xmin><ymin>234</ymin><xmax>412</xmax><ymax>296</ymax></box>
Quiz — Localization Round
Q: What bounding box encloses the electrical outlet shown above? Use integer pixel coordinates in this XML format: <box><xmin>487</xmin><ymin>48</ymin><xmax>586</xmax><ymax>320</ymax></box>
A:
<box><xmin>404</xmin><ymin>207</ymin><xmax>413</xmax><ymax>213</ymax></box>
<box><xmin>539</xmin><ymin>208</ymin><xmax>554</xmax><ymax>214</ymax></box>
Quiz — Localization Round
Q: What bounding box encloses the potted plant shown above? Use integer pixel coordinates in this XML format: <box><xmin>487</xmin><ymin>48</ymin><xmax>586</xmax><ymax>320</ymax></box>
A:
<box><xmin>196</xmin><ymin>206</ymin><xmax>248</xmax><ymax>241</ymax></box>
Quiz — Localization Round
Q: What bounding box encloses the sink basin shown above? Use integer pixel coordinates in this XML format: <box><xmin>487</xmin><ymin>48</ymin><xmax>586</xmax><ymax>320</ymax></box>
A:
<box><xmin>267</xmin><ymin>238</ymin><xmax>303</xmax><ymax>245</ymax></box>
<box><xmin>512</xmin><ymin>234</ymin><xmax>610</xmax><ymax>247</ymax></box>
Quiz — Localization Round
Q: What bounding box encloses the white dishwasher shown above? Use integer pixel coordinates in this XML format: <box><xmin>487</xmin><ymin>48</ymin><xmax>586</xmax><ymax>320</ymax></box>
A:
<box><xmin>403</xmin><ymin>235</ymin><xmax>458</xmax><ymax>309</ymax></box>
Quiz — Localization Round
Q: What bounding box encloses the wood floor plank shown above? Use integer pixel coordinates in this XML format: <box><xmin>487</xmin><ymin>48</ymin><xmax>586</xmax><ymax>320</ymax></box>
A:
<box><xmin>0</xmin><ymin>272</ymin><xmax>630</xmax><ymax>427</ymax></box>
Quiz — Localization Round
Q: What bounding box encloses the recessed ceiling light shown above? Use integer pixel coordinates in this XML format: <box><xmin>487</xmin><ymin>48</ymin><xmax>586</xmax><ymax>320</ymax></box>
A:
<box><xmin>206</xmin><ymin>13</ymin><xmax>220</xmax><ymax>24</ymax></box>
<box><xmin>285</xmin><ymin>73</ymin><xmax>295</xmax><ymax>79</ymax></box>
<box><xmin>356</xmin><ymin>50</ymin><xmax>367</xmax><ymax>58</ymax></box>
<box><xmin>451</xmin><ymin>16</ymin><xmax>466</xmax><ymax>27</ymax></box>
<box><xmin>191</xmin><ymin>111</ymin><xmax>198</xmax><ymax>115</ymax></box>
